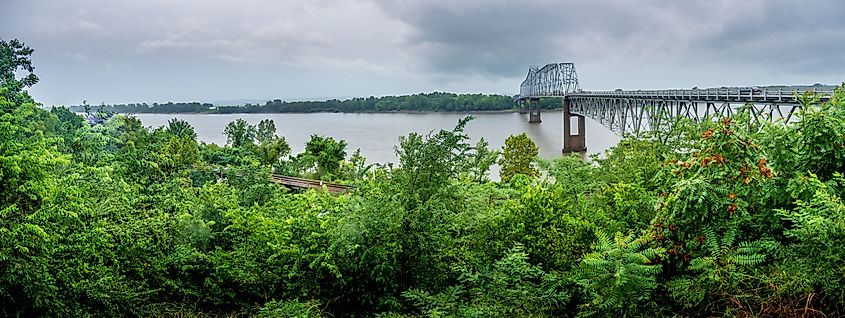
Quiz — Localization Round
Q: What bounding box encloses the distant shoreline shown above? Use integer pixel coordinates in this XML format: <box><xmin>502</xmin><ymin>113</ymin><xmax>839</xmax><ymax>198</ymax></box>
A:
<box><xmin>63</xmin><ymin>92</ymin><xmax>567</xmax><ymax>115</ymax></box>
<box><xmin>86</xmin><ymin>108</ymin><xmax>564</xmax><ymax>115</ymax></box>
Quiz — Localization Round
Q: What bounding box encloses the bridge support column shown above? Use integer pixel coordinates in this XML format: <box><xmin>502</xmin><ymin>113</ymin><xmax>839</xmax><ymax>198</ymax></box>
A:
<box><xmin>517</xmin><ymin>99</ymin><xmax>528</xmax><ymax>114</ymax></box>
<box><xmin>562</xmin><ymin>97</ymin><xmax>586</xmax><ymax>154</ymax></box>
<box><xmin>528</xmin><ymin>98</ymin><xmax>541</xmax><ymax>123</ymax></box>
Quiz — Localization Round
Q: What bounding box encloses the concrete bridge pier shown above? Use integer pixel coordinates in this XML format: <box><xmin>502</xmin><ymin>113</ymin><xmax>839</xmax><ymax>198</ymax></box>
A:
<box><xmin>528</xmin><ymin>98</ymin><xmax>541</xmax><ymax>123</ymax></box>
<box><xmin>562</xmin><ymin>98</ymin><xmax>586</xmax><ymax>154</ymax></box>
<box><xmin>517</xmin><ymin>100</ymin><xmax>528</xmax><ymax>114</ymax></box>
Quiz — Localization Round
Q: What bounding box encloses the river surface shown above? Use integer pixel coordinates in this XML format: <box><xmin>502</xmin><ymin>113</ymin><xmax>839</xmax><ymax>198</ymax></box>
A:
<box><xmin>135</xmin><ymin>112</ymin><xmax>622</xmax><ymax>166</ymax></box>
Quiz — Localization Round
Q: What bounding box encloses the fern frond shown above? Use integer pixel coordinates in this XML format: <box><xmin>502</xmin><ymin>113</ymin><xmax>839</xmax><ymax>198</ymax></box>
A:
<box><xmin>731</xmin><ymin>241</ymin><xmax>765</xmax><ymax>266</ymax></box>
<box><xmin>703</xmin><ymin>228</ymin><xmax>719</xmax><ymax>256</ymax></box>
<box><xmin>720</xmin><ymin>226</ymin><xmax>737</xmax><ymax>255</ymax></box>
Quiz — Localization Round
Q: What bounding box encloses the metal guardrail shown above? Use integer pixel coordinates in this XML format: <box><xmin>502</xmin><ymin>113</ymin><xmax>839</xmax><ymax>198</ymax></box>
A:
<box><xmin>520</xmin><ymin>87</ymin><xmax>836</xmax><ymax>103</ymax></box>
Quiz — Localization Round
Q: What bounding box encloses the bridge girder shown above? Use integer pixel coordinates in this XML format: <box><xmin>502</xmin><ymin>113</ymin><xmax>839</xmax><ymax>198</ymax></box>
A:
<box><xmin>519</xmin><ymin>63</ymin><xmax>580</xmax><ymax>99</ymax></box>
<box><xmin>516</xmin><ymin>62</ymin><xmax>836</xmax><ymax>151</ymax></box>
<box><xmin>568</xmin><ymin>98</ymin><xmax>808</xmax><ymax>137</ymax></box>
<box><xmin>567</xmin><ymin>87</ymin><xmax>833</xmax><ymax>136</ymax></box>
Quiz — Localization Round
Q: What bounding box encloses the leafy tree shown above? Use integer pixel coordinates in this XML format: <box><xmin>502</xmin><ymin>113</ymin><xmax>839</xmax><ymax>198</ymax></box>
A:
<box><xmin>498</xmin><ymin>176</ymin><xmax>597</xmax><ymax>270</ymax></box>
<box><xmin>254</xmin><ymin>138</ymin><xmax>290</xmax><ymax>167</ymax></box>
<box><xmin>337</xmin><ymin>149</ymin><xmax>372</xmax><ymax>181</ymax></box>
<box><xmin>0</xmin><ymin>91</ymin><xmax>66</xmax><ymax>215</ymax></box>
<box><xmin>301</xmin><ymin>135</ymin><xmax>347</xmax><ymax>179</ymax></box>
<box><xmin>158</xmin><ymin>135</ymin><xmax>200</xmax><ymax>174</ymax></box>
<box><xmin>0</xmin><ymin>88</ymin><xmax>70</xmax><ymax>316</ymax></box>
<box><xmin>499</xmin><ymin>133</ymin><xmax>539</xmax><ymax>182</ymax></box>
<box><xmin>594</xmin><ymin>138</ymin><xmax>666</xmax><ymax>190</ymax></box>
<box><xmin>82</xmin><ymin>100</ymin><xmax>91</xmax><ymax>116</ymax></box>
<box><xmin>165</xmin><ymin>118</ymin><xmax>197</xmax><ymax>140</ymax></box>
<box><xmin>251</xmin><ymin>119</ymin><xmax>291</xmax><ymax>167</ymax></box>
<box><xmin>223</xmin><ymin>118</ymin><xmax>256</xmax><ymax>148</ymax></box>
<box><xmin>394</xmin><ymin>117</ymin><xmax>472</xmax><ymax>207</ymax></box>
<box><xmin>466</xmin><ymin>137</ymin><xmax>499</xmax><ymax>183</ymax></box>
<box><xmin>0</xmin><ymin>38</ymin><xmax>38</xmax><ymax>105</ymax></box>
<box><xmin>774</xmin><ymin>173</ymin><xmax>845</xmax><ymax>302</ymax></box>
<box><xmin>384</xmin><ymin>117</ymin><xmax>475</xmax><ymax>297</ymax></box>
<box><xmin>255</xmin><ymin>119</ymin><xmax>276</xmax><ymax>144</ymax></box>
<box><xmin>792</xmin><ymin>89</ymin><xmax>845</xmax><ymax>179</ymax></box>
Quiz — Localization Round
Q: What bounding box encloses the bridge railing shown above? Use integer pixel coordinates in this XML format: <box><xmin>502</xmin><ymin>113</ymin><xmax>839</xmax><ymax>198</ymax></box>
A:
<box><xmin>568</xmin><ymin>87</ymin><xmax>835</xmax><ymax>103</ymax></box>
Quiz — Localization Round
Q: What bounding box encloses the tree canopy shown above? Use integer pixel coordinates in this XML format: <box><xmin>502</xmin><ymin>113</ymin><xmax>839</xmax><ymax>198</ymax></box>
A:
<box><xmin>0</xmin><ymin>38</ymin><xmax>38</xmax><ymax>105</ymax></box>
<box><xmin>4</xmin><ymin>38</ymin><xmax>845</xmax><ymax>317</ymax></box>
<box><xmin>499</xmin><ymin>132</ymin><xmax>539</xmax><ymax>182</ymax></box>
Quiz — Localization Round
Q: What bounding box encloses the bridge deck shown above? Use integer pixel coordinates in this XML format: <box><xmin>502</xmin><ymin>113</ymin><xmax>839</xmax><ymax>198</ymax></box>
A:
<box><xmin>521</xmin><ymin>86</ymin><xmax>835</xmax><ymax>103</ymax></box>
<box><xmin>516</xmin><ymin>62</ymin><xmax>839</xmax><ymax>150</ymax></box>
<box><xmin>270</xmin><ymin>175</ymin><xmax>354</xmax><ymax>194</ymax></box>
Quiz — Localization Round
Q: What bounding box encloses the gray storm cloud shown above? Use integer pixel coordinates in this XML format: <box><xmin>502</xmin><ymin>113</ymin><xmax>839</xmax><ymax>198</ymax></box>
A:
<box><xmin>1</xmin><ymin>0</ymin><xmax>843</xmax><ymax>105</ymax></box>
<box><xmin>377</xmin><ymin>0</ymin><xmax>845</xmax><ymax>76</ymax></box>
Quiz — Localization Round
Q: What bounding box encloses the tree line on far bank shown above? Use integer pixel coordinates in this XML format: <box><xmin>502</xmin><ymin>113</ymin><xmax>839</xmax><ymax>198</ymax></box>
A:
<box><xmin>67</xmin><ymin>92</ymin><xmax>564</xmax><ymax>114</ymax></box>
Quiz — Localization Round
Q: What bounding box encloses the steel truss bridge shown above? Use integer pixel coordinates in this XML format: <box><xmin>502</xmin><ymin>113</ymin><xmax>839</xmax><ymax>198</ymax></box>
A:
<box><xmin>515</xmin><ymin>62</ymin><xmax>836</xmax><ymax>154</ymax></box>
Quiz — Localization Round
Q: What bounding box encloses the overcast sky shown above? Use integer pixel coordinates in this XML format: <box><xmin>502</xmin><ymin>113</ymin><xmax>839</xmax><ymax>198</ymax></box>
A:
<box><xmin>2</xmin><ymin>0</ymin><xmax>844</xmax><ymax>105</ymax></box>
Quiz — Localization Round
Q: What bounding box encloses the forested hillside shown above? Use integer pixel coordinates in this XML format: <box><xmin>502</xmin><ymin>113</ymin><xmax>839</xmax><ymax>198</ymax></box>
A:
<box><xmin>4</xmin><ymin>39</ymin><xmax>845</xmax><ymax>317</ymax></box>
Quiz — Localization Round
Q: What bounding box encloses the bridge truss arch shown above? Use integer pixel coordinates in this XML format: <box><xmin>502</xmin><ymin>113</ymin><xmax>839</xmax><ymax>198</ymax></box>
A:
<box><xmin>519</xmin><ymin>62</ymin><xmax>580</xmax><ymax>99</ymax></box>
<box><xmin>515</xmin><ymin>62</ymin><xmax>836</xmax><ymax>153</ymax></box>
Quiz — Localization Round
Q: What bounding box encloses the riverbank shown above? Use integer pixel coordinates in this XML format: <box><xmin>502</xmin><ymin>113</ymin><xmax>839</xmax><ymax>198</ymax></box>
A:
<box><xmin>66</xmin><ymin>92</ymin><xmax>571</xmax><ymax>115</ymax></box>
<box><xmin>85</xmin><ymin>107</ymin><xmax>565</xmax><ymax>115</ymax></box>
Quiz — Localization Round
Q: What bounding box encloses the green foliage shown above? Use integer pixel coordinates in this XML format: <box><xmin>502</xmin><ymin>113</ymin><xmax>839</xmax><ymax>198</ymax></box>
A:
<box><xmin>0</xmin><ymin>97</ymin><xmax>69</xmax><ymax>213</ymax></box>
<box><xmin>576</xmin><ymin>231</ymin><xmax>663</xmax><ymax>315</ymax></box>
<box><xmin>222</xmin><ymin>118</ymin><xmax>256</xmax><ymax>148</ymax></box>
<box><xmin>300</xmin><ymin>135</ymin><xmax>347</xmax><ymax>179</ymax></box>
<box><xmin>499</xmin><ymin>179</ymin><xmax>597</xmax><ymax>270</ymax></box>
<box><xmin>255</xmin><ymin>118</ymin><xmax>276</xmax><ymax>144</ymax></box>
<box><xmin>594</xmin><ymin>182</ymin><xmax>657</xmax><ymax>233</ymax></box>
<box><xmin>336</xmin><ymin>149</ymin><xmax>373</xmax><ymax>181</ymax></box>
<box><xmin>594</xmin><ymin>138</ymin><xmax>666</xmax><ymax>190</ymax></box>
<box><xmin>393</xmin><ymin>117</ymin><xmax>472</xmax><ymax>207</ymax></box>
<box><xmin>665</xmin><ymin>225</ymin><xmax>765</xmax><ymax>309</ymax></box>
<box><xmin>253</xmin><ymin>119</ymin><xmax>291</xmax><ymax>167</ymax></box>
<box><xmin>0</xmin><ymin>38</ymin><xmax>38</xmax><ymax>105</ymax></box>
<box><xmin>6</xmin><ymin>38</ymin><xmax>845</xmax><ymax>317</ymax></box>
<box><xmin>466</xmin><ymin>137</ymin><xmax>499</xmax><ymax>183</ymax></box>
<box><xmin>791</xmin><ymin>88</ymin><xmax>845</xmax><ymax>179</ymax></box>
<box><xmin>403</xmin><ymin>246</ymin><xmax>572</xmax><ymax>317</ymax></box>
<box><xmin>258</xmin><ymin>300</ymin><xmax>325</xmax><ymax>318</ymax></box>
<box><xmin>542</xmin><ymin>155</ymin><xmax>594</xmax><ymax>197</ymax></box>
<box><xmin>159</xmin><ymin>135</ymin><xmax>200</xmax><ymax>174</ymax></box>
<box><xmin>165</xmin><ymin>118</ymin><xmax>197</xmax><ymax>140</ymax></box>
<box><xmin>775</xmin><ymin>174</ymin><xmax>845</xmax><ymax>301</ymax></box>
<box><xmin>498</xmin><ymin>132</ymin><xmax>539</xmax><ymax>182</ymax></box>
<box><xmin>218</xmin><ymin>118</ymin><xmax>292</xmax><ymax>172</ymax></box>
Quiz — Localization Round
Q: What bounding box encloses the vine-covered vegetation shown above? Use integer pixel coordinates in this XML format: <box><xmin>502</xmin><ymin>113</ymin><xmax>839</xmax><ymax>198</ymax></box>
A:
<box><xmin>4</xmin><ymin>39</ymin><xmax>845</xmax><ymax>317</ymax></box>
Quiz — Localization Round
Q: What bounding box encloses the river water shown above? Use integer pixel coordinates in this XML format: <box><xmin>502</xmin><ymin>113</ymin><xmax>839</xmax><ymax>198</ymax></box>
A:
<box><xmin>135</xmin><ymin>112</ymin><xmax>621</xmax><ymax>167</ymax></box>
